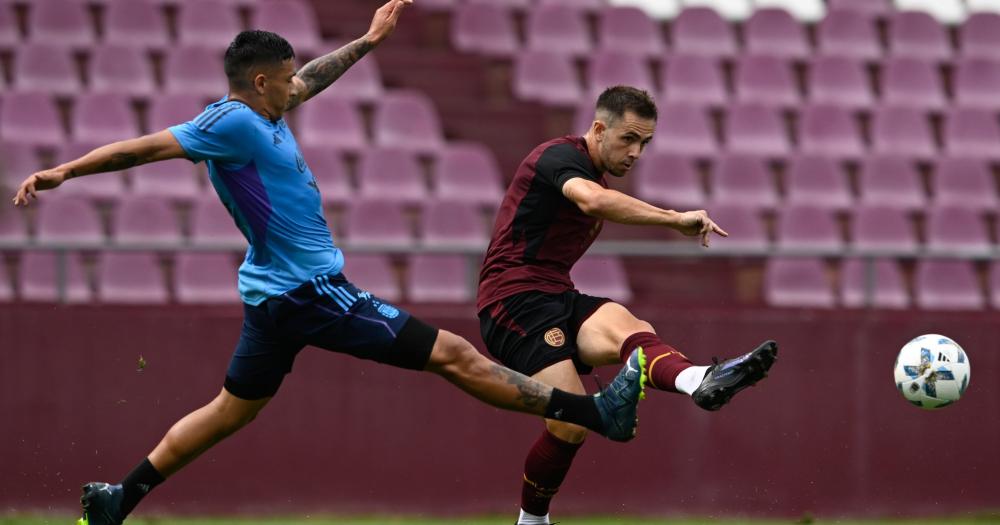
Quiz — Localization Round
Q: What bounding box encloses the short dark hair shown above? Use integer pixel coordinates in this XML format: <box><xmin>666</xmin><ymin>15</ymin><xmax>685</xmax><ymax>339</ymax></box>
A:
<box><xmin>224</xmin><ymin>30</ymin><xmax>295</xmax><ymax>91</ymax></box>
<box><xmin>595</xmin><ymin>85</ymin><xmax>658</xmax><ymax>123</ymax></box>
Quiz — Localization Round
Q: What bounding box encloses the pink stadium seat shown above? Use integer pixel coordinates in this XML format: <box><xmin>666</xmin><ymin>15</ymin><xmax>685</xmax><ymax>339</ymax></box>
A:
<box><xmin>434</xmin><ymin>142</ymin><xmax>505</xmax><ymax>207</ymax></box>
<box><xmin>743</xmin><ymin>8</ymin><xmax>809</xmax><ymax>60</ymax></box>
<box><xmin>357</xmin><ymin>148</ymin><xmax>428</xmax><ymax>205</ymax></box>
<box><xmin>840</xmin><ymin>258</ymin><xmax>909</xmax><ymax>309</ymax></box>
<box><xmin>452</xmin><ymin>3</ymin><xmax>519</xmax><ymax>57</ymax></box>
<box><xmin>513</xmin><ymin>51</ymin><xmax>583</xmax><ymax>107</ymax></box>
<box><xmin>881</xmin><ymin>57</ymin><xmax>946</xmax><ymax>110</ymax></box>
<box><xmin>597</xmin><ymin>6</ymin><xmax>665</xmax><ymax>58</ymax></box>
<box><xmin>421</xmin><ymin>199</ymin><xmax>488</xmax><ymax>250</ymax></box>
<box><xmin>26</xmin><ymin>0</ymin><xmax>94</xmax><ymax>48</ymax></box>
<box><xmin>953</xmin><ymin>57</ymin><xmax>1000</xmax><ymax>110</ymax></box>
<box><xmin>525</xmin><ymin>4</ymin><xmax>592</xmax><ymax>57</ymax></box>
<box><xmin>466</xmin><ymin>0</ymin><xmax>531</xmax><ymax>8</ymax></box>
<box><xmin>943</xmin><ymin>107</ymin><xmax>1000</xmax><ymax>159</ymax></box>
<box><xmin>148</xmin><ymin>94</ymin><xmax>206</xmax><ymax>132</ymax></box>
<box><xmin>710</xmin><ymin>154</ymin><xmax>779</xmax><ymax>210</ymax></box>
<box><xmin>251</xmin><ymin>0</ymin><xmax>322</xmax><ymax>56</ymax></box>
<box><xmin>322</xmin><ymin>45</ymin><xmax>383</xmax><ymax>102</ymax></box>
<box><xmin>164</xmin><ymin>47</ymin><xmax>229</xmax><ymax>100</ymax></box>
<box><xmin>112</xmin><ymin>195</ymin><xmax>181</xmax><ymax>245</ymax></box>
<box><xmin>0</xmin><ymin>142</ymin><xmax>40</xmax><ymax>191</ymax></box>
<box><xmin>190</xmin><ymin>196</ymin><xmax>246</xmax><ymax>246</ymax></box>
<box><xmin>634</xmin><ymin>153</ymin><xmax>706</xmax><ymax>211</ymax></box>
<box><xmin>103</xmin><ymin>0</ymin><xmax>169</xmax><ymax>49</ymax></box>
<box><xmin>587</xmin><ymin>50</ymin><xmax>657</xmax><ymax>101</ymax></box>
<box><xmin>373</xmin><ymin>91</ymin><xmax>445</xmax><ymax>156</ymax></box>
<box><xmin>296</xmin><ymin>97</ymin><xmax>367</xmax><ymax>153</ymax></box>
<box><xmin>72</xmin><ymin>93</ymin><xmax>140</xmax><ymax>144</ymax></box>
<box><xmin>817</xmin><ymin>9</ymin><xmax>881</xmax><ymax>60</ymax></box>
<box><xmin>659</xmin><ymin>54</ymin><xmax>727</xmax><ymax>108</ymax></box>
<box><xmin>826</xmin><ymin>0</ymin><xmax>891</xmax><ymax>18</ymax></box>
<box><xmin>734</xmin><ymin>54</ymin><xmax>799</xmax><ymax>108</ymax></box>
<box><xmin>764</xmin><ymin>257</ymin><xmax>835</xmax><ymax>308</ymax></box>
<box><xmin>298</xmin><ymin>146</ymin><xmax>353</xmax><ymax>207</ymax></box>
<box><xmin>19</xmin><ymin>250</ymin><xmax>92</xmax><ymax>303</ymax></box>
<box><xmin>0</xmin><ymin>1</ymin><xmax>19</xmax><ymax>50</ymax></box>
<box><xmin>0</xmin><ymin>92</ymin><xmax>64</xmax><ymax>145</ymax></box>
<box><xmin>706</xmin><ymin>204</ymin><xmax>769</xmax><ymax>250</ymax></box>
<box><xmin>858</xmin><ymin>155</ymin><xmax>927</xmax><ymax>211</ymax></box>
<box><xmin>932</xmin><ymin>157</ymin><xmax>999</xmax><ymax>213</ymax></box>
<box><xmin>725</xmin><ymin>103</ymin><xmax>790</xmax><ymax>156</ymax></box>
<box><xmin>776</xmin><ymin>205</ymin><xmax>843</xmax><ymax>251</ymax></box>
<box><xmin>341</xmin><ymin>254</ymin><xmax>400</xmax><ymax>302</ymax></box>
<box><xmin>672</xmin><ymin>7</ymin><xmax>737</xmax><ymax>58</ymax></box>
<box><xmin>871</xmin><ymin>106</ymin><xmax>936</xmax><ymax>160</ymax></box>
<box><xmin>959</xmin><ymin>12</ymin><xmax>1000</xmax><ymax>60</ymax></box>
<box><xmin>131</xmin><ymin>159</ymin><xmax>203</xmax><ymax>203</ymax></box>
<box><xmin>89</xmin><ymin>45</ymin><xmax>156</xmax><ymax>98</ymax></box>
<box><xmin>807</xmin><ymin>55</ymin><xmax>874</xmax><ymax>109</ymax></box>
<box><xmin>850</xmin><ymin>205</ymin><xmax>918</xmax><ymax>252</ymax></box>
<box><xmin>175</xmin><ymin>252</ymin><xmax>240</xmax><ymax>304</ymax></box>
<box><xmin>408</xmin><ymin>254</ymin><xmax>472</xmax><ymax>302</ymax></box>
<box><xmin>35</xmin><ymin>195</ymin><xmax>104</xmax><ymax>244</ymax></box>
<box><xmin>13</xmin><ymin>43</ymin><xmax>81</xmax><ymax>96</ymax></box>
<box><xmin>97</xmin><ymin>251</ymin><xmax>168</xmax><ymax>304</ymax></box>
<box><xmin>538</xmin><ymin>0</ymin><xmax>604</xmax><ymax>10</ymax></box>
<box><xmin>925</xmin><ymin>204</ymin><xmax>992</xmax><ymax>253</ymax></box>
<box><xmin>0</xmin><ymin>204</ymin><xmax>29</xmax><ymax>243</ymax></box>
<box><xmin>344</xmin><ymin>199</ymin><xmax>413</xmax><ymax>249</ymax></box>
<box><xmin>915</xmin><ymin>260</ymin><xmax>985</xmax><ymax>310</ymax></box>
<box><xmin>784</xmin><ymin>155</ymin><xmax>853</xmax><ymax>211</ymax></box>
<box><xmin>652</xmin><ymin>102</ymin><xmax>717</xmax><ymax>156</ymax></box>
<box><xmin>176</xmin><ymin>0</ymin><xmax>241</xmax><ymax>49</ymax></box>
<box><xmin>798</xmin><ymin>104</ymin><xmax>864</xmax><ymax>159</ymax></box>
<box><xmin>888</xmin><ymin>11</ymin><xmax>951</xmax><ymax>61</ymax></box>
<box><xmin>55</xmin><ymin>142</ymin><xmax>127</xmax><ymax>201</ymax></box>
<box><xmin>570</xmin><ymin>255</ymin><xmax>632</xmax><ymax>303</ymax></box>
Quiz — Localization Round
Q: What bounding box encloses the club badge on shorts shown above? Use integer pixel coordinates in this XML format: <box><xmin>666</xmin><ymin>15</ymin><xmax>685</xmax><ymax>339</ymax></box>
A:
<box><xmin>544</xmin><ymin>327</ymin><xmax>565</xmax><ymax>347</ymax></box>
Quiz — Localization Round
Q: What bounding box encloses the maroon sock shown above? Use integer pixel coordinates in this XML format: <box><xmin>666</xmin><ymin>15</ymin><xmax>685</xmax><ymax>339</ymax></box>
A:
<box><xmin>619</xmin><ymin>331</ymin><xmax>692</xmax><ymax>393</ymax></box>
<box><xmin>521</xmin><ymin>429</ymin><xmax>583</xmax><ymax>516</ymax></box>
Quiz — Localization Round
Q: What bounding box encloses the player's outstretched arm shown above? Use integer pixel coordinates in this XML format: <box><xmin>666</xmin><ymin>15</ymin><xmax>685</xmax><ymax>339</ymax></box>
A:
<box><xmin>11</xmin><ymin>130</ymin><xmax>187</xmax><ymax>207</ymax></box>
<box><xmin>285</xmin><ymin>0</ymin><xmax>412</xmax><ymax>111</ymax></box>
<box><xmin>562</xmin><ymin>177</ymin><xmax>729</xmax><ymax>247</ymax></box>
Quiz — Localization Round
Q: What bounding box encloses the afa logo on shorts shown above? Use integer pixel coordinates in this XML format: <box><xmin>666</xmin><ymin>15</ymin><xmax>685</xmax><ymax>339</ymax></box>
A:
<box><xmin>377</xmin><ymin>303</ymin><xmax>400</xmax><ymax>319</ymax></box>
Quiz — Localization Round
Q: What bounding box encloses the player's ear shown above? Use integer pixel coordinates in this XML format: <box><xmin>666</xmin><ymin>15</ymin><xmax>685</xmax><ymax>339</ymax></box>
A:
<box><xmin>592</xmin><ymin>119</ymin><xmax>607</xmax><ymax>141</ymax></box>
<box><xmin>253</xmin><ymin>73</ymin><xmax>267</xmax><ymax>95</ymax></box>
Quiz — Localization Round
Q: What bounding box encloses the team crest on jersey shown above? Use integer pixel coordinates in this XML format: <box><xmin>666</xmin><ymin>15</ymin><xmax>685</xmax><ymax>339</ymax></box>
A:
<box><xmin>544</xmin><ymin>328</ymin><xmax>565</xmax><ymax>347</ymax></box>
<box><xmin>377</xmin><ymin>303</ymin><xmax>400</xmax><ymax>319</ymax></box>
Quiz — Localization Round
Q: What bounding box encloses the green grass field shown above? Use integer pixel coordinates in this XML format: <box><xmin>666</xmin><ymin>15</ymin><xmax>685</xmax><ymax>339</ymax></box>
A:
<box><xmin>4</xmin><ymin>516</ymin><xmax>1000</xmax><ymax>525</ymax></box>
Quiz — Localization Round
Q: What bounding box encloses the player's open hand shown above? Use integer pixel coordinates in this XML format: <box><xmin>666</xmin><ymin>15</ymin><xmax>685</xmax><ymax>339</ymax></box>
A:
<box><xmin>11</xmin><ymin>168</ymin><xmax>68</xmax><ymax>207</ymax></box>
<box><xmin>675</xmin><ymin>209</ymin><xmax>728</xmax><ymax>247</ymax></box>
<box><xmin>366</xmin><ymin>0</ymin><xmax>412</xmax><ymax>45</ymax></box>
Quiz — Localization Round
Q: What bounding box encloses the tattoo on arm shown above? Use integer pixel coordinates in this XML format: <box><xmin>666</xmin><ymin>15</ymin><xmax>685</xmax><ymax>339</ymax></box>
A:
<box><xmin>290</xmin><ymin>38</ymin><xmax>375</xmax><ymax>109</ymax></box>
<box><xmin>490</xmin><ymin>363</ymin><xmax>552</xmax><ymax>409</ymax></box>
<box><xmin>97</xmin><ymin>152</ymin><xmax>140</xmax><ymax>173</ymax></box>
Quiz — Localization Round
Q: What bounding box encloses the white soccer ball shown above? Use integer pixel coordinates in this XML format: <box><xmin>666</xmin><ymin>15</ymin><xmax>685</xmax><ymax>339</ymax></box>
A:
<box><xmin>894</xmin><ymin>334</ymin><xmax>971</xmax><ymax>409</ymax></box>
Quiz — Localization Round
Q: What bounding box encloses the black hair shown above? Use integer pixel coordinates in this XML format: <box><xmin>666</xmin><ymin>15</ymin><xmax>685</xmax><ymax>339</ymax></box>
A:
<box><xmin>223</xmin><ymin>30</ymin><xmax>295</xmax><ymax>91</ymax></box>
<box><xmin>595</xmin><ymin>85</ymin><xmax>658</xmax><ymax>123</ymax></box>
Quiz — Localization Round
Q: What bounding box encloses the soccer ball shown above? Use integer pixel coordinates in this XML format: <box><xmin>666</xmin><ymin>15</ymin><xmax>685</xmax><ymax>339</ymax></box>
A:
<box><xmin>894</xmin><ymin>334</ymin><xmax>971</xmax><ymax>409</ymax></box>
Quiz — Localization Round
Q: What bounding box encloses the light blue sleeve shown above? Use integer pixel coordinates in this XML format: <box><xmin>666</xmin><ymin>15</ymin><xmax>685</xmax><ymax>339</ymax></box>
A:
<box><xmin>168</xmin><ymin>106</ymin><xmax>255</xmax><ymax>165</ymax></box>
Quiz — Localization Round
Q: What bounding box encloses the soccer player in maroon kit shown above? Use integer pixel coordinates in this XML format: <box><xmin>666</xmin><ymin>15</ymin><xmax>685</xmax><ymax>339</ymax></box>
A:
<box><xmin>477</xmin><ymin>86</ymin><xmax>779</xmax><ymax>525</ymax></box>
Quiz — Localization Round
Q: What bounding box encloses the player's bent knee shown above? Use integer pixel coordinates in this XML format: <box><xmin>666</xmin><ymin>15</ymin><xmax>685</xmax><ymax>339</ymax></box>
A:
<box><xmin>545</xmin><ymin>418</ymin><xmax>588</xmax><ymax>444</ymax></box>
<box><xmin>425</xmin><ymin>330</ymin><xmax>481</xmax><ymax>376</ymax></box>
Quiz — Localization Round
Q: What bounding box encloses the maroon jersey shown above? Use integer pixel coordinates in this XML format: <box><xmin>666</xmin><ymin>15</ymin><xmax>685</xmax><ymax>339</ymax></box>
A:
<box><xmin>477</xmin><ymin>136</ymin><xmax>607</xmax><ymax>311</ymax></box>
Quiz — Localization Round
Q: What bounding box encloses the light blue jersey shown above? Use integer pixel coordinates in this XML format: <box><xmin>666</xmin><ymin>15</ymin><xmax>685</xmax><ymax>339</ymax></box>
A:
<box><xmin>170</xmin><ymin>99</ymin><xmax>344</xmax><ymax>305</ymax></box>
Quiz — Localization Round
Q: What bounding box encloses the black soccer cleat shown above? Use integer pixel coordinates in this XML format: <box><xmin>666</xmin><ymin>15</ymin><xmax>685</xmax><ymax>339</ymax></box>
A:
<box><xmin>78</xmin><ymin>482</ymin><xmax>124</xmax><ymax>525</ymax></box>
<box><xmin>692</xmin><ymin>340</ymin><xmax>778</xmax><ymax>411</ymax></box>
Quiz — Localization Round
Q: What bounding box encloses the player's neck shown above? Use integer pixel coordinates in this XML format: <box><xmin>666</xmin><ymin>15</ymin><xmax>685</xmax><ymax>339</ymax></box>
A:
<box><xmin>582</xmin><ymin>132</ymin><xmax>606</xmax><ymax>173</ymax></box>
<box><xmin>227</xmin><ymin>92</ymin><xmax>280</xmax><ymax>122</ymax></box>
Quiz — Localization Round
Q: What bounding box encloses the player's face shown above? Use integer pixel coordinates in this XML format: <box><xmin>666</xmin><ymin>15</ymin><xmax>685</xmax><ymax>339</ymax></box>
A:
<box><xmin>598</xmin><ymin>111</ymin><xmax>655</xmax><ymax>177</ymax></box>
<box><xmin>261</xmin><ymin>59</ymin><xmax>298</xmax><ymax>119</ymax></box>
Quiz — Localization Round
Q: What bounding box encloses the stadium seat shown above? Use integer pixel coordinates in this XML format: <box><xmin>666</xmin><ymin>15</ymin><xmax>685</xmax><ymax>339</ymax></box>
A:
<box><xmin>296</xmin><ymin>97</ymin><xmax>367</xmax><ymax>153</ymax></box>
<box><xmin>959</xmin><ymin>12</ymin><xmax>1000</xmax><ymax>59</ymax></box>
<box><xmin>734</xmin><ymin>54</ymin><xmax>800</xmax><ymax>108</ymax></box>
<box><xmin>54</xmin><ymin>142</ymin><xmax>127</xmax><ymax>201</ymax></box>
<box><xmin>525</xmin><ymin>4</ymin><xmax>593</xmax><ymax>57</ymax></box>
<box><xmin>71</xmin><ymin>93</ymin><xmax>141</xmax><ymax>144</ymax></box>
<box><xmin>112</xmin><ymin>195</ymin><xmax>182</xmax><ymax>245</ymax></box>
<box><xmin>97</xmin><ymin>251</ymin><xmax>168</xmax><ymax>304</ymax></box>
<box><xmin>89</xmin><ymin>45</ymin><xmax>156</xmax><ymax>98</ymax></box>
<box><xmin>570</xmin><ymin>255</ymin><xmax>633</xmax><ymax>303</ymax></box>
<box><xmin>421</xmin><ymin>199</ymin><xmax>488</xmax><ymax>250</ymax></box>
<box><xmin>764</xmin><ymin>257</ymin><xmax>836</xmax><ymax>308</ymax></box>
<box><xmin>871</xmin><ymin>106</ymin><xmax>936</xmax><ymax>159</ymax></box>
<box><xmin>725</xmin><ymin>103</ymin><xmax>790</xmax><ymax>156</ymax></box>
<box><xmin>344</xmin><ymin>199</ymin><xmax>413</xmax><ymax>249</ymax></box>
<box><xmin>826</xmin><ymin>0</ymin><xmax>892</xmax><ymax>18</ymax></box>
<box><xmin>680</xmin><ymin>0</ymin><xmax>751</xmax><ymax>21</ymax></box>
<box><xmin>932</xmin><ymin>157</ymin><xmax>999</xmax><ymax>213</ymax></box>
<box><xmin>888</xmin><ymin>11</ymin><xmax>952</xmax><ymax>60</ymax></box>
<box><xmin>659</xmin><ymin>54</ymin><xmax>728</xmax><ymax>108</ymax></box>
<box><xmin>176</xmin><ymin>0</ymin><xmax>241</xmax><ymax>49</ymax></box>
<box><xmin>513</xmin><ymin>51</ymin><xmax>582</xmax><ymax>107</ymax></box>
<box><xmin>340</xmin><ymin>254</ymin><xmax>401</xmax><ymax>302</ymax></box>
<box><xmin>298</xmin><ymin>146</ymin><xmax>353</xmax><ymax>207</ymax></box>
<box><xmin>953</xmin><ymin>57</ymin><xmax>1000</xmax><ymax>109</ymax></box>
<box><xmin>672</xmin><ymin>7</ymin><xmax>738</xmax><ymax>57</ymax></box>
<box><xmin>608</xmin><ymin>0</ymin><xmax>681</xmax><ymax>20</ymax></box>
<box><xmin>250</xmin><ymin>0</ymin><xmax>322</xmax><ymax>56</ymax></box>
<box><xmin>914</xmin><ymin>260</ymin><xmax>984</xmax><ymax>310</ymax></box>
<box><xmin>942</xmin><ymin>107</ymin><xmax>1000</xmax><ymax>159</ymax></box>
<box><xmin>408</xmin><ymin>254</ymin><xmax>473</xmax><ymax>302</ymax></box>
<box><xmin>0</xmin><ymin>204</ymin><xmax>29</xmax><ymax>243</ymax></box>
<box><xmin>148</xmin><ymin>94</ymin><xmax>207</xmax><ymax>132</ymax></box>
<box><xmin>466</xmin><ymin>0</ymin><xmax>531</xmax><ymax>9</ymax></box>
<box><xmin>776</xmin><ymin>205</ymin><xmax>844</xmax><ymax>251</ymax></box>
<box><xmin>164</xmin><ymin>47</ymin><xmax>229</xmax><ymax>100</ymax></box>
<box><xmin>651</xmin><ymin>103</ymin><xmax>718</xmax><ymax>156</ymax></box>
<box><xmin>19</xmin><ymin>250</ymin><xmax>92</xmax><ymax>303</ymax></box>
<box><xmin>174</xmin><ymin>252</ymin><xmax>240</xmax><ymax>304</ymax></box>
<box><xmin>373</xmin><ymin>91</ymin><xmax>445</xmax><ymax>156</ymax></box>
<box><xmin>597</xmin><ymin>7</ymin><xmax>665</xmax><ymax>58</ymax></box>
<box><xmin>925</xmin><ymin>204</ymin><xmax>992</xmax><ymax>253</ymax></box>
<box><xmin>881</xmin><ymin>57</ymin><xmax>946</xmax><ymax>110</ymax></box>
<box><xmin>798</xmin><ymin>104</ymin><xmax>865</xmax><ymax>159</ymax></box>
<box><xmin>35</xmin><ymin>196</ymin><xmax>104</xmax><ymax>245</ymax></box>
<box><xmin>892</xmin><ymin>0</ymin><xmax>967</xmax><ymax>25</ymax></box>
<box><xmin>0</xmin><ymin>92</ymin><xmax>64</xmax><ymax>145</ymax></box>
<box><xmin>0</xmin><ymin>142</ymin><xmax>40</xmax><ymax>192</ymax></box>
<box><xmin>634</xmin><ymin>153</ymin><xmax>707</xmax><ymax>211</ymax></box>
<box><xmin>103</xmin><ymin>0</ymin><xmax>169</xmax><ymax>50</ymax></box>
<box><xmin>743</xmin><ymin>8</ymin><xmax>810</xmax><ymax>59</ymax></box>
<box><xmin>703</xmin><ymin>203</ymin><xmax>769</xmax><ymax>249</ymax></box>
<box><xmin>710</xmin><ymin>154</ymin><xmax>779</xmax><ymax>210</ymax></box>
<box><xmin>434</xmin><ymin>142</ymin><xmax>505</xmax><ymax>207</ymax></box>
<box><xmin>13</xmin><ymin>43</ymin><xmax>82</xmax><ymax>96</ymax></box>
<box><xmin>131</xmin><ymin>159</ymin><xmax>203</xmax><ymax>203</ymax></box>
<box><xmin>452</xmin><ymin>3</ymin><xmax>519</xmax><ymax>57</ymax></box>
<box><xmin>586</xmin><ymin>50</ymin><xmax>657</xmax><ymax>101</ymax></box>
<box><xmin>752</xmin><ymin>0</ymin><xmax>825</xmax><ymax>22</ymax></box>
<box><xmin>850</xmin><ymin>204</ymin><xmax>919</xmax><ymax>251</ymax></box>
<box><xmin>857</xmin><ymin>155</ymin><xmax>927</xmax><ymax>211</ymax></box>
<box><xmin>840</xmin><ymin>258</ymin><xmax>909</xmax><ymax>309</ymax></box>
<box><xmin>322</xmin><ymin>50</ymin><xmax>383</xmax><ymax>103</ymax></box>
<box><xmin>0</xmin><ymin>1</ymin><xmax>19</xmax><ymax>51</ymax></box>
<box><xmin>817</xmin><ymin>9</ymin><xmax>881</xmax><ymax>60</ymax></box>
<box><xmin>357</xmin><ymin>148</ymin><xmax>428</xmax><ymax>205</ymax></box>
<box><xmin>784</xmin><ymin>155</ymin><xmax>853</xmax><ymax>211</ymax></box>
<box><xmin>807</xmin><ymin>55</ymin><xmax>874</xmax><ymax>109</ymax></box>
<box><xmin>539</xmin><ymin>0</ymin><xmax>606</xmax><ymax>11</ymax></box>
<box><xmin>990</xmin><ymin>261</ymin><xmax>1000</xmax><ymax>310</ymax></box>
<box><xmin>25</xmin><ymin>0</ymin><xmax>94</xmax><ymax>48</ymax></box>
<box><xmin>190</xmin><ymin>196</ymin><xmax>246</xmax><ymax>246</ymax></box>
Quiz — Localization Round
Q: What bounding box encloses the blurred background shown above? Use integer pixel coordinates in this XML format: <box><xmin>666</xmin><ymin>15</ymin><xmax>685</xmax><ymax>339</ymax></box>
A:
<box><xmin>0</xmin><ymin>0</ymin><xmax>998</xmax><ymax>520</ymax></box>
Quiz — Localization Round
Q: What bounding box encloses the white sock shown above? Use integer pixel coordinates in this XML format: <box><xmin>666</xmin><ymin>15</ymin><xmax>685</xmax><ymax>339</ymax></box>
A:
<box><xmin>675</xmin><ymin>365</ymin><xmax>710</xmax><ymax>395</ymax></box>
<box><xmin>517</xmin><ymin>509</ymin><xmax>550</xmax><ymax>524</ymax></box>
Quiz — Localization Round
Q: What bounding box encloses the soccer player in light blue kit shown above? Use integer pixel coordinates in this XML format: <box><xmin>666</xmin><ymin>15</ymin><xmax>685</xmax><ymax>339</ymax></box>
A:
<box><xmin>11</xmin><ymin>1</ymin><xmax>647</xmax><ymax>523</ymax></box>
